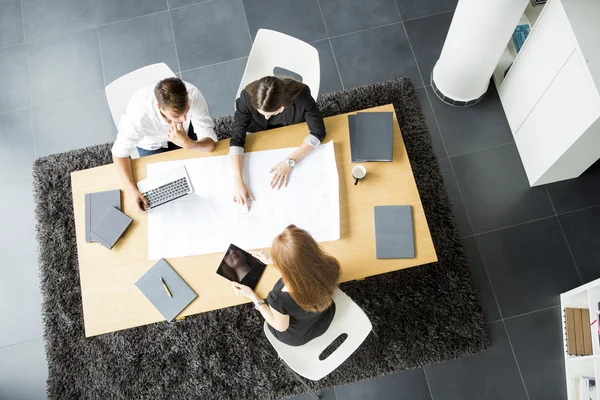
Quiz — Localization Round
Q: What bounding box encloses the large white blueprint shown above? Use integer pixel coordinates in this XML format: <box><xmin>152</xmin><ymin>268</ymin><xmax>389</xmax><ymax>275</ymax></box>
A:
<box><xmin>146</xmin><ymin>141</ymin><xmax>340</xmax><ymax>259</ymax></box>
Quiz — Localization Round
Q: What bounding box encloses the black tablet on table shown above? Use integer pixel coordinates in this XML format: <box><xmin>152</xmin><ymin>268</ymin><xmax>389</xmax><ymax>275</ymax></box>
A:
<box><xmin>216</xmin><ymin>244</ymin><xmax>266</xmax><ymax>290</ymax></box>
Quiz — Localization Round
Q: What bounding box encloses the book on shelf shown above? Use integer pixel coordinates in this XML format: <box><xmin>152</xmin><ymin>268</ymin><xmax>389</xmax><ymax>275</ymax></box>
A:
<box><xmin>565</xmin><ymin>307</ymin><xmax>593</xmax><ymax>356</ymax></box>
<box><xmin>512</xmin><ymin>23</ymin><xmax>531</xmax><ymax>53</ymax></box>
<box><xmin>576</xmin><ymin>376</ymin><xmax>597</xmax><ymax>400</ymax></box>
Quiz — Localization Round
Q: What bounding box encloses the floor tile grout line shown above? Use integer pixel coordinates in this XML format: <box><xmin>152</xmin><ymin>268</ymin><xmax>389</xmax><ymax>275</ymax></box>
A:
<box><xmin>178</xmin><ymin>56</ymin><xmax>248</xmax><ymax>76</ymax></box>
<box><xmin>0</xmin><ymin>336</ymin><xmax>43</xmax><ymax>351</ymax></box>
<box><xmin>0</xmin><ymin>4</ymin><xmax>206</xmax><ymax>51</ymax></box>
<box><xmin>167</xmin><ymin>10</ymin><xmax>182</xmax><ymax>75</ymax></box>
<box><xmin>0</xmin><ymin>106</ymin><xmax>31</xmax><ymax>117</ymax></box>
<box><xmin>328</xmin><ymin>38</ymin><xmax>345</xmax><ymax>91</ymax></box>
<box><xmin>0</xmin><ymin>6</ymin><xmax>448</xmax><ymax>53</ymax></box>
<box><xmin>95</xmin><ymin>28</ymin><xmax>108</xmax><ymax>90</ymax></box>
<box><xmin>401</xmin><ymin>21</ymin><xmax>426</xmax><ymax>89</ymax></box>
<box><xmin>315</xmin><ymin>0</ymin><xmax>345</xmax><ymax>91</ymax></box>
<box><xmin>422</xmin><ymin>74</ymin><xmax>482</xmax><ymax>243</ymax></box>
<box><xmin>421</xmin><ymin>83</ymin><xmax>477</xmax><ymax>237</ymax></box>
<box><xmin>402</xmin><ymin>9</ymin><xmax>455</xmax><ymax>24</ymax></box>
<box><xmin>502</xmin><ymin>304</ymin><xmax>560</xmax><ymax>321</ymax></box>
<box><xmin>239</xmin><ymin>0</ymin><xmax>254</xmax><ymax>46</ymax></box>
<box><xmin>30</xmin><ymin>105</ymin><xmax>37</xmax><ymax>160</ymax></box>
<box><xmin>328</xmin><ymin>21</ymin><xmax>403</xmax><ymax>41</ymax></box>
<box><xmin>393</xmin><ymin>0</ymin><xmax>404</xmax><ymax>23</ymax></box>
<box><xmin>422</xmin><ymin>84</ymin><xmax>450</xmax><ymax>163</ymax></box>
<box><xmin>316</xmin><ymin>0</ymin><xmax>331</xmax><ymax>37</ymax></box>
<box><xmin>546</xmin><ymin>187</ymin><xmax>584</xmax><ymax>284</ymax></box>
<box><xmin>557</xmin><ymin>203</ymin><xmax>600</xmax><ymax>217</ymax></box>
<box><xmin>168</xmin><ymin>0</ymin><xmax>213</xmax><ymax>12</ymax></box>
<box><xmin>472</xmin><ymin>214</ymin><xmax>556</xmax><ymax>237</ymax></box>
<box><xmin>502</xmin><ymin>320</ymin><xmax>532</xmax><ymax>400</ymax></box>
<box><xmin>422</xmin><ymin>367</ymin><xmax>435</xmax><ymax>400</ymax></box>
<box><xmin>19</xmin><ymin>0</ymin><xmax>27</xmax><ymax>43</ymax></box>
<box><xmin>447</xmin><ymin>141</ymin><xmax>515</xmax><ymax>160</ymax></box>
<box><xmin>472</xmin><ymin>236</ymin><xmax>505</xmax><ymax>320</ymax></box>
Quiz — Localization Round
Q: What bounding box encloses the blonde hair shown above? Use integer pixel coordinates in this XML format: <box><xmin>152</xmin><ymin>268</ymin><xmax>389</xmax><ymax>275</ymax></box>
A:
<box><xmin>271</xmin><ymin>225</ymin><xmax>341</xmax><ymax>312</ymax></box>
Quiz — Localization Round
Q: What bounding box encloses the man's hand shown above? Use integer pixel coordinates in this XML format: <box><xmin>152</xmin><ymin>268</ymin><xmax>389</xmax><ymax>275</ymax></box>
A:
<box><xmin>128</xmin><ymin>188</ymin><xmax>149</xmax><ymax>214</ymax></box>
<box><xmin>168</xmin><ymin>123</ymin><xmax>191</xmax><ymax>149</ymax></box>
<box><xmin>233</xmin><ymin>180</ymin><xmax>254</xmax><ymax>211</ymax></box>
<box><xmin>269</xmin><ymin>161</ymin><xmax>292</xmax><ymax>189</ymax></box>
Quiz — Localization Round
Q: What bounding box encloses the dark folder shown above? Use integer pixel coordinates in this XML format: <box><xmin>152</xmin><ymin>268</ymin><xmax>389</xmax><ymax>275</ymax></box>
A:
<box><xmin>85</xmin><ymin>189</ymin><xmax>121</xmax><ymax>243</ymax></box>
<box><xmin>349</xmin><ymin>112</ymin><xmax>393</xmax><ymax>162</ymax></box>
<box><xmin>136</xmin><ymin>259</ymin><xmax>198</xmax><ymax>322</ymax></box>
<box><xmin>91</xmin><ymin>206</ymin><xmax>132</xmax><ymax>250</ymax></box>
<box><xmin>374</xmin><ymin>205</ymin><xmax>415</xmax><ymax>259</ymax></box>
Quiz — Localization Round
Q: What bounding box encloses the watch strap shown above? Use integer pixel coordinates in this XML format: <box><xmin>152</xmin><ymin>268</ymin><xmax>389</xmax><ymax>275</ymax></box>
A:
<box><xmin>254</xmin><ymin>299</ymin><xmax>266</xmax><ymax>310</ymax></box>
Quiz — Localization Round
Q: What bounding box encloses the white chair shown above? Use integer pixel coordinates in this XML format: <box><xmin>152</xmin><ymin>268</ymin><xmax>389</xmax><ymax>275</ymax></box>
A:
<box><xmin>236</xmin><ymin>29</ymin><xmax>320</xmax><ymax>102</ymax></box>
<box><xmin>105</xmin><ymin>63</ymin><xmax>176</xmax><ymax>158</ymax></box>
<box><xmin>264</xmin><ymin>288</ymin><xmax>372</xmax><ymax>399</ymax></box>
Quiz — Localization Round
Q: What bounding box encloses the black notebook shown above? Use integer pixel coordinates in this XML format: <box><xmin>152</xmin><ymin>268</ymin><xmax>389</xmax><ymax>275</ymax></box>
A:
<box><xmin>85</xmin><ymin>189</ymin><xmax>121</xmax><ymax>243</ymax></box>
<box><xmin>349</xmin><ymin>112</ymin><xmax>393</xmax><ymax>162</ymax></box>
<box><xmin>91</xmin><ymin>206</ymin><xmax>132</xmax><ymax>250</ymax></box>
<box><xmin>374</xmin><ymin>205</ymin><xmax>415</xmax><ymax>259</ymax></box>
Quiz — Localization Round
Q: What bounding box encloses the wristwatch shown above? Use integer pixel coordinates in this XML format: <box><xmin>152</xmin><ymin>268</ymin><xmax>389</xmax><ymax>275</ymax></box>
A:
<box><xmin>254</xmin><ymin>299</ymin><xmax>266</xmax><ymax>310</ymax></box>
<box><xmin>285</xmin><ymin>157</ymin><xmax>296</xmax><ymax>168</ymax></box>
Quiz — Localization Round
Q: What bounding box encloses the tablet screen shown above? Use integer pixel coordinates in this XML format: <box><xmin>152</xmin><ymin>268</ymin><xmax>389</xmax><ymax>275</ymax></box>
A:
<box><xmin>216</xmin><ymin>244</ymin><xmax>266</xmax><ymax>290</ymax></box>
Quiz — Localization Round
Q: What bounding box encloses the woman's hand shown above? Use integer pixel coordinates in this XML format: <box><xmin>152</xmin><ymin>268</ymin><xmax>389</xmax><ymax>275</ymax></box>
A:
<box><xmin>233</xmin><ymin>180</ymin><xmax>254</xmax><ymax>211</ymax></box>
<box><xmin>269</xmin><ymin>161</ymin><xmax>292</xmax><ymax>189</ymax></box>
<box><xmin>231</xmin><ymin>282</ymin><xmax>258</xmax><ymax>301</ymax></box>
<box><xmin>251</xmin><ymin>251</ymin><xmax>273</xmax><ymax>265</ymax></box>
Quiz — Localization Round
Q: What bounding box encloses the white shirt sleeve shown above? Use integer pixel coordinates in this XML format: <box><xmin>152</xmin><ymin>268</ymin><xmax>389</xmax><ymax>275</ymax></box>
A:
<box><xmin>188</xmin><ymin>85</ymin><xmax>217</xmax><ymax>142</ymax></box>
<box><xmin>111</xmin><ymin>113</ymin><xmax>145</xmax><ymax>158</ymax></box>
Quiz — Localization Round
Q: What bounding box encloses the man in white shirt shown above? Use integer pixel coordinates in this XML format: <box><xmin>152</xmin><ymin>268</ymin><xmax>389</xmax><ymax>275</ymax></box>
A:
<box><xmin>112</xmin><ymin>77</ymin><xmax>217</xmax><ymax>213</ymax></box>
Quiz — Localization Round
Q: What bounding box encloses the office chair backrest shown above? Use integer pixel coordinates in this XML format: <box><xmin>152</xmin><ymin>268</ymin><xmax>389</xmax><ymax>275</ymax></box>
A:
<box><xmin>236</xmin><ymin>29</ymin><xmax>320</xmax><ymax>102</ymax></box>
<box><xmin>263</xmin><ymin>288</ymin><xmax>372</xmax><ymax>381</ymax></box>
<box><xmin>105</xmin><ymin>63</ymin><xmax>176</xmax><ymax>129</ymax></box>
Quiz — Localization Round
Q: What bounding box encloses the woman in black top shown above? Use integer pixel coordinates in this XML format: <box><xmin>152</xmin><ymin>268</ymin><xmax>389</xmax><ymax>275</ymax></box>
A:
<box><xmin>231</xmin><ymin>225</ymin><xmax>341</xmax><ymax>346</ymax></box>
<box><xmin>230</xmin><ymin>76</ymin><xmax>326</xmax><ymax>210</ymax></box>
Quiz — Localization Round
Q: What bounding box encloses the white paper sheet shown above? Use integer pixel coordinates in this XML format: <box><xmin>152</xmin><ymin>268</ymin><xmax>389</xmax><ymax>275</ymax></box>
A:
<box><xmin>146</xmin><ymin>141</ymin><xmax>340</xmax><ymax>259</ymax></box>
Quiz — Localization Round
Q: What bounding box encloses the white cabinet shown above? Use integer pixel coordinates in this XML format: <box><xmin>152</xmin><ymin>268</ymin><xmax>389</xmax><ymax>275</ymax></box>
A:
<box><xmin>494</xmin><ymin>0</ymin><xmax>600</xmax><ymax>186</ymax></box>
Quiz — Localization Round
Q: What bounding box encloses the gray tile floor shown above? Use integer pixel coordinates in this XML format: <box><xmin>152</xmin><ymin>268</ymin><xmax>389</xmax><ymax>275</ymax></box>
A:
<box><xmin>0</xmin><ymin>0</ymin><xmax>589</xmax><ymax>399</ymax></box>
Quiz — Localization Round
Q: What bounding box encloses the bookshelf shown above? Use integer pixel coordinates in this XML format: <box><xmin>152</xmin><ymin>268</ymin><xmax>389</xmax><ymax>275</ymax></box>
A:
<box><xmin>493</xmin><ymin>0</ymin><xmax>600</xmax><ymax>186</ymax></box>
<box><xmin>561</xmin><ymin>279</ymin><xmax>600</xmax><ymax>400</ymax></box>
<box><xmin>493</xmin><ymin>2</ymin><xmax>545</xmax><ymax>89</ymax></box>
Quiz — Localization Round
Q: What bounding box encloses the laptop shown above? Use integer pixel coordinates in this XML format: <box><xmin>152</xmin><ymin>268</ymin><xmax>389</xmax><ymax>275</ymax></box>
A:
<box><xmin>216</xmin><ymin>244</ymin><xmax>266</xmax><ymax>290</ymax></box>
<box><xmin>136</xmin><ymin>165</ymin><xmax>193</xmax><ymax>210</ymax></box>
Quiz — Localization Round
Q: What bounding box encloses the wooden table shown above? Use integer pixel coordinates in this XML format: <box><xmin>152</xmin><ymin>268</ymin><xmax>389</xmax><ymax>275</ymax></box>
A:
<box><xmin>71</xmin><ymin>104</ymin><xmax>437</xmax><ymax>337</ymax></box>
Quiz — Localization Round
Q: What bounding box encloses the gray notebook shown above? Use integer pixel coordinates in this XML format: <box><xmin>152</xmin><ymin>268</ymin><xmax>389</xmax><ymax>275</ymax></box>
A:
<box><xmin>85</xmin><ymin>189</ymin><xmax>121</xmax><ymax>243</ymax></box>
<box><xmin>349</xmin><ymin>112</ymin><xmax>393</xmax><ymax>162</ymax></box>
<box><xmin>374</xmin><ymin>205</ymin><xmax>415</xmax><ymax>259</ymax></box>
<box><xmin>136</xmin><ymin>259</ymin><xmax>198</xmax><ymax>322</ymax></box>
<box><xmin>91</xmin><ymin>206</ymin><xmax>132</xmax><ymax>250</ymax></box>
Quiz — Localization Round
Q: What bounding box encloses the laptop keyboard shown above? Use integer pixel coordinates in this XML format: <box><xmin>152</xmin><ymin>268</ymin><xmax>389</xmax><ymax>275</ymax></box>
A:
<box><xmin>142</xmin><ymin>177</ymin><xmax>190</xmax><ymax>209</ymax></box>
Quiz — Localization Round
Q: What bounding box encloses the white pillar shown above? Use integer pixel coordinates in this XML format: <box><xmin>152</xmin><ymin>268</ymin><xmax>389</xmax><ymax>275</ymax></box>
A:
<box><xmin>432</xmin><ymin>0</ymin><xmax>529</xmax><ymax>106</ymax></box>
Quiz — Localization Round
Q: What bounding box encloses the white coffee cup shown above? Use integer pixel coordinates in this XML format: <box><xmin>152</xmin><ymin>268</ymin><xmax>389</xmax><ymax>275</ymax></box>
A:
<box><xmin>352</xmin><ymin>165</ymin><xmax>367</xmax><ymax>185</ymax></box>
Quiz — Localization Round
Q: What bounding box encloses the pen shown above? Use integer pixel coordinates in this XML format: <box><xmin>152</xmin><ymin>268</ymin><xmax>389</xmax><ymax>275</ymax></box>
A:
<box><xmin>160</xmin><ymin>277</ymin><xmax>172</xmax><ymax>298</ymax></box>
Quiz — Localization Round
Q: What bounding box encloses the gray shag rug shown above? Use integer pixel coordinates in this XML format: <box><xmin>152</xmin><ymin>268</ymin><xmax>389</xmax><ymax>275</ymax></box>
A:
<box><xmin>33</xmin><ymin>78</ymin><xmax>490</xmax><ymax>400</ymax></box>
